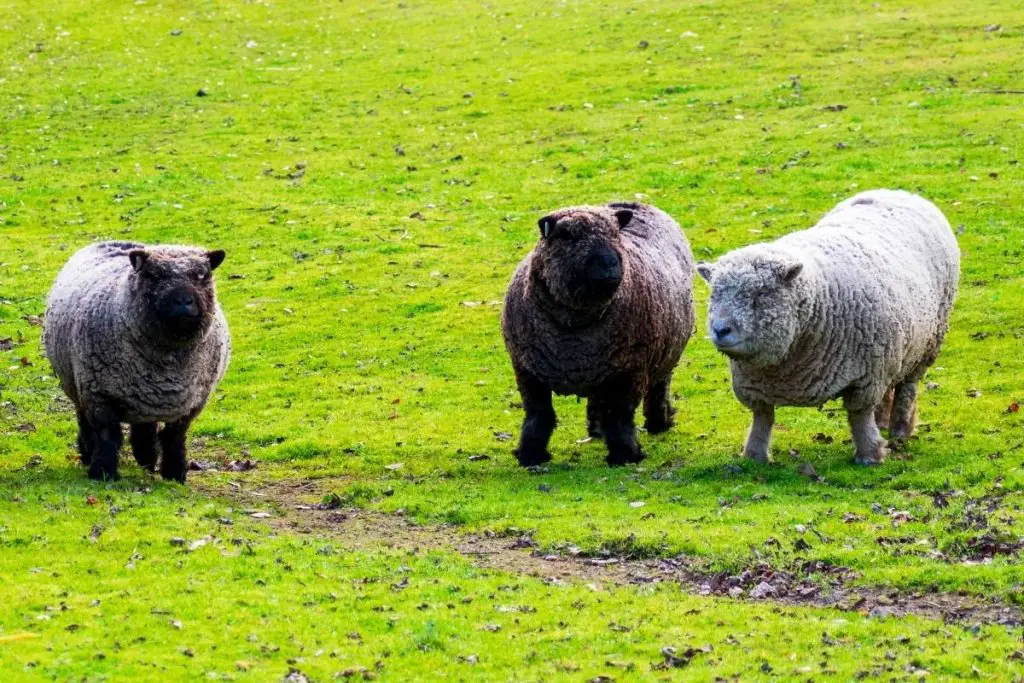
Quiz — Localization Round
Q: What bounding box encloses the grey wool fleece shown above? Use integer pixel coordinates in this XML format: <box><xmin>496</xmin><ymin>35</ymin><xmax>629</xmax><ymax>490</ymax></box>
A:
<box><xmin>697</xmin><ymin>189</ymin><xmax>960</xmax><ymax>465</ymax></box>
<box><xmin>502</xmin><ymin>202</ymin><xmax>695</xmax><ymax>467</ymax></box>
<box><xmin>44</xmin><ymin>241</ymin><xmax>230</xmax><ymax>481</ymax></box>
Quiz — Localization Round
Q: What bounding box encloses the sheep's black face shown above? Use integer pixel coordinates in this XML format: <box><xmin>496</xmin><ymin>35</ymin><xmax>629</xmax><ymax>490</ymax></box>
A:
<box><xmin>534</xmin><ymin>206</ymin><xmax>632</xmax><ymax>309</ymax></box>
<box><xmin>697</xmin><ymin>247</ymin><xmax>804</xmax><ymax>368</ymax></box>
<box><xmin>128</xmin><ymin>249</ymin><xmax>225</xmax><ymax>345</ymax></box>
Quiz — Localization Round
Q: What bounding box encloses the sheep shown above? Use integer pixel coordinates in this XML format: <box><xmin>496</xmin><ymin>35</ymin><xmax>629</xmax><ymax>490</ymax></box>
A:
<box><xmin>43</xmin><ymin>241</ymin><xmax>230</xmax><ymax>482</ymax></box>
<box><xmin>501</xmin><ymin>202</ymin><xmax>695</xmax><ymax>466</ymax></box>
<box><xmin>696</xmin><ymin>189</ymin><xmax>960</xmax><ymax>465</ymax></box>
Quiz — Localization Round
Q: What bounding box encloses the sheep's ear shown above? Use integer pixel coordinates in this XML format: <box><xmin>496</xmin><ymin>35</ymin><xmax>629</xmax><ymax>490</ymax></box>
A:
<box><xmin>614</xmin><ymin>208</ymin><xmax>633</xmax><ymax>229</ymax></box>
<box><xmin>781</xmin><ymin>261</ymin><xmax>803</xmax><ymax>283</ymax></box>
<box><xmin>128</xmin><ymin>250</ymin><xmax>149</xmax><ymax>272</ymax></box>
<box><xmin>538</xmin><ymin>215</ymin><xmax>557</xmax><ymax>239</ymax></box>
<box><xmin>696</xmin><ymin>262</ymin><xmax>714</xmax><ymax>283</ymax></box>
<box><xmin>207</xmin><ymin>249</ymin><xmax>226</xmax><ymax>271</ymax></box>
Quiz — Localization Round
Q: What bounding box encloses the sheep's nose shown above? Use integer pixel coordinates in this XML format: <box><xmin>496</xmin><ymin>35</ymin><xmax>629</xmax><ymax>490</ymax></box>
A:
<box><xmin>173</xmin><ymin>293</ymin><xmax>195</xmax><ymax>308</ymax></box>
<box><xmin>585</xmin><ymin>251</ymin><xmax>622</xmax><ymax>282</ymax></box>
<box><xmin>711</xmin><ymin>321</ymin><xmax>738</xmax><ymax>347</ymax></box>
<box><xmin>170</xmin><ymin>292</ymin><xmax>200</xmax><ymax>318</ymax></box>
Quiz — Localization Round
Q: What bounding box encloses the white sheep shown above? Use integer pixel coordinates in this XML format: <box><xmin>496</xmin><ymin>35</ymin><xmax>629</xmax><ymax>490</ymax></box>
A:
<box><xmin>696</xmin><ymin>190</ymin><xmax>960</xmax><ymax>464</ymax></box>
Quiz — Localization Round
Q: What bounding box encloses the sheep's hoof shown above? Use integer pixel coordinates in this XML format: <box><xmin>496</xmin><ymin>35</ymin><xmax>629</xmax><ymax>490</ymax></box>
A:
<box><xmin>606</xmin><ymin>447</ymin><xmax>645</xmax><ymax>466</ymax></box>
<box><xmin>644</xmin><ymin>416</ymin><xmax>675</xmax><ymax>435</ymax></box>
<box><xmin>515</xmin><ymin>448</ymin><xmax>552</xmax><ymax>468</ymax></box>
<box><xmin>889</xmin><ymin>424</ymin><xmax>913</xmax><ymax>442</ymax></box>
<box><xmin>744</xmin><ymin>449</ymin><xmax>770</xmax><ymax>464</ymax></box>
<box><xmin>87</xmin><ymin>466</ymin><xmax>121</xmax><ymax>482</ymax></box>
<box><xmin>160</xmin><ymin>466</ymin><xmax>188</xmax><ymax>483</ymax></box>
<box><xmin>854</xmin><ymin>442</ymin><xmax>887</xmax><ymax>466</ymax></box>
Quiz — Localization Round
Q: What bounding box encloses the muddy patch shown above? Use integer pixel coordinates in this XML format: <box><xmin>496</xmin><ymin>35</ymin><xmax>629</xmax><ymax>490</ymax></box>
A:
<box><xmin>207</xmin><ymin>479</ymin><xmax>1022</xmax><ymax>627</ymax></box>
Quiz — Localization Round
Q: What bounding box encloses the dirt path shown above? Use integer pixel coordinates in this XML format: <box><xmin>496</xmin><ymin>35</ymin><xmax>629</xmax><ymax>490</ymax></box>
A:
<box><xmin>206</xmin><ymin>477</ymin><xmax>1022</xmax><ymax>628</ymax></box>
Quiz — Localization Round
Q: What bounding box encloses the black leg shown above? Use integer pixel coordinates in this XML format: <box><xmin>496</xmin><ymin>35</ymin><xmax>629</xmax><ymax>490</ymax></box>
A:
<box><xmin>599</xmin><ymin>383</ymin><xmax>644</xmax><ymax>466</ymax></box>
<box><xmin>159</xmin><ymin>417</ymin><xmax>194</xmax><ymax>483</ymax></box>
<box><xmin>86</xmin><ymin>407</ymin><xmax>122</xmax><ymax>482</ymax></box>
<box><xmin>513</xmin><ymin>371</ymin><xmax>556</xmax><ymax>467</ymax></box>
<box><xmin>130</xmin><ymin>423</ymin><xmax>159</xmax><ymax>472</ymax></box>
<box><xmin>76</xmin><ymin>410</ymin><xmax>95</xmax><ymax>466</ymax></box>
<box><xmin>586</xmin><ymin>398</ymin><xmax>604</xmax><ymax>439</ymax></box>
<box><xmin>643</xmin><ymin>377</ymin><xmax>676</xmax><ymax>435</ymax></box>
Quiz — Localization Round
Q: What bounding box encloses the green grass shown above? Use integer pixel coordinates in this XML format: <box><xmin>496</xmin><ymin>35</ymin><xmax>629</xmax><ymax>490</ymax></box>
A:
<box><xmin>2</xmin><ymin>0</ymin><xmax>1024</xmax><ymax>678</ymax></box>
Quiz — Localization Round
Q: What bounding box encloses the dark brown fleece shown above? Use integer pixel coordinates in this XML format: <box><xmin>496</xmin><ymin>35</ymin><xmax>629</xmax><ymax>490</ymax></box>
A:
<box><xmin>501</xmin><ymin>202</ymin><xmax>695</xmax><ymax>466</ymax></box>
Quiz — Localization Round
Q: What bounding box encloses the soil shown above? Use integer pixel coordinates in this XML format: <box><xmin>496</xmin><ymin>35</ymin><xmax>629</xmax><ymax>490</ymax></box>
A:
<box><xmin>204</xmin><ymin>478</ymin><xmax>1023</xmax><ymax>628</ymax></box>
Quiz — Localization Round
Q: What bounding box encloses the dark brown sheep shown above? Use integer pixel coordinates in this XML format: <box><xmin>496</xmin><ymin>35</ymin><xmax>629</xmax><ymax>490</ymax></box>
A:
<box><xmin>501</xmin><ymin>202</ymin><xmax>695</xmax><ymax>466</ymax></box>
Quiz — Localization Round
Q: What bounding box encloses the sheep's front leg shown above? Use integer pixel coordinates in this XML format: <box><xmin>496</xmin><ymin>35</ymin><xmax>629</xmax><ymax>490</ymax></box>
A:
<box><xmin>514</xmin><ymin>371</ymin><xmax>556</xmax><ymax>467</ymax></box>
<box><xmin>848</xmin><ymin>408</ymin><xmax>887</xmax><ymax>465</ymax></box>
<box><xmin>600</xmin><ymin>382</ymin><xmax>645</xmax><ymax>466</ymax></box>
<box><xmin>130</xmin><ymin>423</ymin><xmax>159</xmax><ymax>472</ymax></box>
<box><xmin>86</xmin><ymin>406</ymin><xmax>122</xmax><ymax>482</ymax></box>
<box><xmin>744</xmin><ymin>402</ymin><xmax>775</xmax><ymax>463</ymax></box>
<box><xmin>159</xmin><ymin>415</ymin><xmax>195</xmax><ymax>483</ymax></box>
<box><xmin>888</xmin><ymin>381</ymin><xmax>918</xmax><ymax>441</ymax></box>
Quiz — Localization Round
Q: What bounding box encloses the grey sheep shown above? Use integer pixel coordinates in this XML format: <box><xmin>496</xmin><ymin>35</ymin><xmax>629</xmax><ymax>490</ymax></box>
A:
<box><xmin>43</xmin><ymin>242</ymin><xmax>230</xmax><ymax>482</ymax></box>
<box><xmin>502</xmin><ymin>202</ymin><xmax>695</xmax><ymax>466</ymax></box>
<box><xmin>697</xmin><ymin>189</ymin><xmax>960</xmax><ymax>465</ymax></box>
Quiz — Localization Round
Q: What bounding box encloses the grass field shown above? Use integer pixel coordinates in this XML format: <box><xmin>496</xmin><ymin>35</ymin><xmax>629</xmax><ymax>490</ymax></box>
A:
<box><xmin>2</xmin><ymin>0</ymin><xmax>1023</xmax><ymax>679</ymax></box>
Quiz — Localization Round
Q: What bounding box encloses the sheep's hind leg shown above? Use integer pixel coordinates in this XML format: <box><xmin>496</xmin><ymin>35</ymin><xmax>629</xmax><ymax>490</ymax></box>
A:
<box><xmin>744</xmin><ymin>403</ymin><xmax>775</xmax><ymax>463</ymax></box>
<box><xmin>130</xmin><ymin>423</ymin><xmax>159</xmax><ymax>472</ymax></box>
<box><xmin>586</xmin><ymin>398</ymin><xmax>604</xmax><ymax>439</ymax></box>
<box><xmin>848</xmin><ymin>407</ymin><xmax>887</xmax><ymax>465</ymax></box>
<box><xmin>888</xmin><ymin>381</ymin><xmax>918</xmax><ymax>441</ymax></box>
<box><xmin>514</xmin><ymin>372</ymin><xmax>555</xmax><ymax>467</ymax></box>
<box><xmin>76</xmin><ymin>410</ymin><xmax>95</xmax><ymax>466</ymax></box>
<box><xmin>874</xmin><ymin>387</ymin><xmax>894</xmax><ymax>431</ymax></box>
<box><xmin>643</xmin><ymin>377</ymin><xmax>676</xmax><ymax>435</ymax></box>
<box><xmin>601</xmin><ymin>384</ymin><xmax>645</xmax><ymax>466</ymax></box>
<box><xmin>85</xmin><ymin>406</ymin><xmax>123</xmax><ymax>481</ymax></box>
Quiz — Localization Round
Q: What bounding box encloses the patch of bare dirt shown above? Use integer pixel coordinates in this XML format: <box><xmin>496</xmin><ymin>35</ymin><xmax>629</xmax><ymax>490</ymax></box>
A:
<box><xmin>207</xmin><ymin>479</ymin><xmax>1022</xmax><ymax>627</ymax></box>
